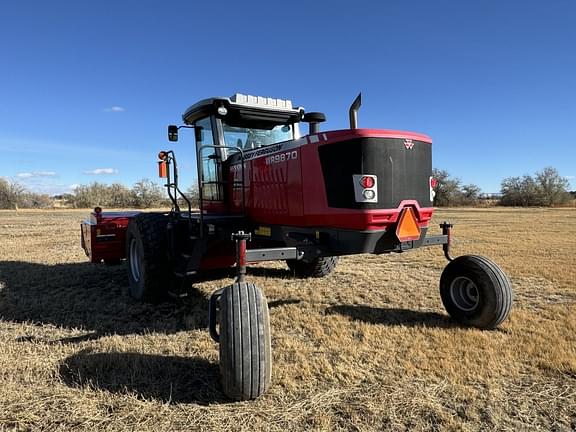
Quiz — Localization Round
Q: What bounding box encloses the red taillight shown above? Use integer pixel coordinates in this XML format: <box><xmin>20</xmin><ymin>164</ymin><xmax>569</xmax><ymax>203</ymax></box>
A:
<box><xmin>430</xmin><ymin>177</ymin><xmax>438</xmax><ymax>189</ymax></box>
<box><xmin>360</xmin><ymin>176</ymin><xmax>375</xmax><ymax>188</ymax></box>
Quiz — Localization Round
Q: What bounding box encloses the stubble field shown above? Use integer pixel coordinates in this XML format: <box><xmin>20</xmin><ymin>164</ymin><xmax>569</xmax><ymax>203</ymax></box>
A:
<box><xmin>0</xmin><ymin>208</ymin><xmax>575</xmax><ymax>431</ymax></box>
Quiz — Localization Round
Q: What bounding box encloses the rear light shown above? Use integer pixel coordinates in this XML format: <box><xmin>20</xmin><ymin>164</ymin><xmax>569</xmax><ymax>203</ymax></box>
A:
<box><xmin>360</xmin><ymin>176</ymin><xmax>375</xmax><ymax>188</ymax></box>
<box><xmin>429</xmin><ymin>176</ymin><xmax>437</xmax><ymax>202</ymax></box>
<box><xmin>362</xmin><ymin>189</ymin><xmax>376</xmax><ymax>200</ymax></box>
<box><xmin>353</xmin><ymin>174</ymin><xmax>377</xmax><ymax>203</ymax></box>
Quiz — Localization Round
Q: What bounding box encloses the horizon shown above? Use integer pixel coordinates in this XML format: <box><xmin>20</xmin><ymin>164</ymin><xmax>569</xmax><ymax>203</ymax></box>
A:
<box><xmin>1</xmin><ymin>1</ymin><xmax>575</xmax><ymax>195</ymax></box>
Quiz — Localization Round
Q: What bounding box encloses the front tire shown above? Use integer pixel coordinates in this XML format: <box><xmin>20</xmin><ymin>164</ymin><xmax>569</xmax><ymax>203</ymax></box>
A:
<box><xmin>219</xmin><ymin>282</ymin><xmax>271</xmax><ymax>401</ymax></box>
<box><xmin>286</xmin><ymin>256</ymin><xmax>339</xmax><ymax>278</ymax></box>
<box><xmin>440</xmin><ymin>255</ymin><xmax>513</xmax><ymax>329</ymax></box>
<box><xmin>125</xmin><ymin>214</ymin><xmax>169</xmax><ymax>302</ymax></box>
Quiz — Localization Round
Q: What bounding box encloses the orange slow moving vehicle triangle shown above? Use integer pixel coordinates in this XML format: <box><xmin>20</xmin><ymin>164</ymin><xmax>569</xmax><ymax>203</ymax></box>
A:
<box><xmin>395</xmin><ymin>207</ymin><xmax>421</xmax><ymax>241</ymax></box>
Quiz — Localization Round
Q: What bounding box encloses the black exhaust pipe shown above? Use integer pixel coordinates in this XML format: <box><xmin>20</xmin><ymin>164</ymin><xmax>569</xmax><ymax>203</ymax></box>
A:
<box><xmin>349</xmin><ymin>93</ymin><xmax>362</xmax><ymax>129</ymax></box>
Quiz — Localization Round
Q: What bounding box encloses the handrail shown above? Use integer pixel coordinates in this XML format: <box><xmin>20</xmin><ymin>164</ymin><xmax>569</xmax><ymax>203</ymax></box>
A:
<box><xmin>164</xmin><ymin>150</ymin><xmax>192</xmax><ymax>222</ymax></box>
<box><xmin>163</xmin><ymin>151</ymin><xmax>178</xmax><ymax>212</ymax></box>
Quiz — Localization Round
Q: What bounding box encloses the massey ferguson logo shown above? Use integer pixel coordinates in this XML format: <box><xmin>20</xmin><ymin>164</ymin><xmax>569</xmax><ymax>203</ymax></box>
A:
<box><xmin>404</xmin><ymin>139</ymin><xmax>414</xmax><ymax>150</ymax></box>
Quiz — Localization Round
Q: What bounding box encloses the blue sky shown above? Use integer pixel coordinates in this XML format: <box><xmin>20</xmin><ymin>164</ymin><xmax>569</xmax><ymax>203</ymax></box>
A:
<box><xmin>1</xmin><ymin>0</ymin><xmax>574</xmax><ymax>195</ymax></box>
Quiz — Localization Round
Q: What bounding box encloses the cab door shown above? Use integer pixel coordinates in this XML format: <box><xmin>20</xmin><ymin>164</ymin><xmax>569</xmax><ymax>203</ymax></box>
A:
<box><xmin>196</xmin><ymin>116</ymin><xmax>227</xmax><ymax>213</ymax></box>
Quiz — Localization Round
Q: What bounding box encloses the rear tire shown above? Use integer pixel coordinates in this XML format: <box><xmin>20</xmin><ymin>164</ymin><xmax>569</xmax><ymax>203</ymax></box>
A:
<box><xmin>125</xmin><ymin>213</ymin><xmax>169</xmax><ymax>302</ymax></box>
<box><xmin>440</xmin><ymin>255</ymin><xmax>513</xmax><ymax>329</ymax></box>
<box><xmin>219</xmin><ymin>282</ymin><xmax>271</xmax><ymax>401</ymax></box>
<box><xmin>286</xmin><ymin>256</ymin><xmax>338</xmax><ymax>278</ymax></box>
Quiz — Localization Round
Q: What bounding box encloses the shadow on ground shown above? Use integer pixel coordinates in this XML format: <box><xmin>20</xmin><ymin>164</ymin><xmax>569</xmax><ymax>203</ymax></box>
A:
<box><xmin>0</xmin><ymin>260</ymin><xmax>212</xmax><ymax>341</ymax></box>
<box><xmin>326</xmin><ymin>304</ymin><xmax>457</xmax><ymax>328</ymax></box>
<box><xmin>60</xmin><ymin>351</ymin><xmax>225</xmax><ymax>404</ymax></box>
<box><xmin>0</xmin><ymin>260</ymin><xmax>300</xmax><ymax>342</ymax></box>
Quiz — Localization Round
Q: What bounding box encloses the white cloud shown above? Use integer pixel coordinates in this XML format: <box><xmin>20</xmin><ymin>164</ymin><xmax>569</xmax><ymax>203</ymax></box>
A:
<box><xmin>104</xmin><ymin>106</ymin><xmax>125</xmax><ymax>112</ymax></box>
<box><xmin>565</xmin><ymin>175</ymin><xmax>575</xmax><ymax>180</ymax></box>
<box><xmin>17</xmin><ymin>171</ymin><xmax>57</xmax><ymax>178</ymax></box>
<box><xmin>69</xmin><ymin>184</ymin><xmax>80</xmax><ymax>190</ymax></box>
<box><xmin>84</xmin><ymin>168</ymin><xmax>119</xmax><ymax>175</ymax></box>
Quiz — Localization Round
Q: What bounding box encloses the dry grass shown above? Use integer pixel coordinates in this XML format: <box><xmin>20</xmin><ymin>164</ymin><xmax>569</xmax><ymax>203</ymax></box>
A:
<box><xmin>0</xmin><ymin>208</ymin><xmax>575</xmax><ymax>431</ymax></box>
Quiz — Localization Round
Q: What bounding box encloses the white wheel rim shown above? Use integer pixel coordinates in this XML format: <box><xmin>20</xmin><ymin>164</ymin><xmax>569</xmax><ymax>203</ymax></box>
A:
<box><xmin>129</xmin><ymin>238</ymin><xmax>141</xmax><ymax>282</ymax></box>
<box><xmin>450</xmin><ymin>276</ymin><xmax>479</xmax><ymax>311</ymax></box>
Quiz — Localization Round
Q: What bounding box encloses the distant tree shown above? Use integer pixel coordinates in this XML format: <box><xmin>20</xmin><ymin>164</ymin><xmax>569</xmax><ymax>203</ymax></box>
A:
<box><xmin>107</xmin><ymin>183</ymin><xmax>133</xmax><ymax>208</ymax></box>
<box><xmin>72</xmin><ymin>182</ymin><xmax>109</xmax><ymax>208</ymax></box>
<box><xmin>0</xmin><ymin>178</ymin><xmax>26</xmax><ymax>209</ymax></box>
<box><xmin>535</xmin><ymin>167</ymin><xmax>570</xmax><ymax>206</ymax></box>
<box><xmin>19</xmin><ymin>192</ymin><xmax>53</xmax><ymax>209</ymax></box>
<box><xmin>500</xmin><ymin>167</ymin><xmax>570</xmax><ymax>206</ymax></box>
<box><xmin>131</xmin><ymin>178</ymin><xmax>166</xmax><ymax>208</ymax></box>
<box><xmin>59</xmin><ymin>193</ymin><xmax>76</xmax><ymax>207</ymax></box>
<box><xmin>0</xmin><ymin>179</ymin><xmax>55</xmax><ymax>209</ymax></box>
<box><xmin>69</xmin><ymin>180</ymin><xmax>169</xmax><ymax>209</ymax></box>
<box><xmin>461</xmin><ymin>184</ymin><xmax>481</xmax><ymax>205</ymax></box>
<box><xmin>432</xmin><ymin>169</ymin><xmax>462</xmax><ymax>206</ymax></box>
<box><xmin>432</xmin><ymin>169</ymin><xmax>482</xmax><ymax>206</ymax></box>
<box><xmin>500</xmin><ymin>176</ymin><xmax>534</xmax><ymax>206</ymax></box>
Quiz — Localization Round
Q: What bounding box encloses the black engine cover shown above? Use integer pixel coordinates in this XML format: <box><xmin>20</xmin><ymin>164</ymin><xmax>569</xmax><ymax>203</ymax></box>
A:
<box><xmin>318</xmin><ymin>137</ymin><xmax>432</xmax><ymax>209</ymax></box>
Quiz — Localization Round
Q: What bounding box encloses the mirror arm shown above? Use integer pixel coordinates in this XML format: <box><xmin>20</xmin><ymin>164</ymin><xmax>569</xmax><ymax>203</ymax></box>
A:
<box><xmin>168</xmin><ymin>124</ymin><xmax>195</xmax><ymax>142</ymax></box>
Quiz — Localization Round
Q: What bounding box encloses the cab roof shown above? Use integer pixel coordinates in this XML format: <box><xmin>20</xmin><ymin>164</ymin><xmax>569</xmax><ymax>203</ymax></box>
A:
<box><xmin>182</xmin><ymin>93</ymin><xmax>304</xmax><ymax>128</ymax></box>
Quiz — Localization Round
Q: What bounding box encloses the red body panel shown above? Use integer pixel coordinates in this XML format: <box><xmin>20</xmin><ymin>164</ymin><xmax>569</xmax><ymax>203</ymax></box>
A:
<box><xmin>81</xmin><ymin>211</ymin><xmax>140</xmax><ymax>263</ymax></box>
<box><xmin>225</xmin><ymin>128</ymin><xmax>434</xmax><ymax>231</ymax></box>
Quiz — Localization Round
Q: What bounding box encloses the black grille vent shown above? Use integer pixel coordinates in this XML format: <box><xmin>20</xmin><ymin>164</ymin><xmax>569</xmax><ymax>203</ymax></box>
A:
<box><xmin>318</xmin><ymin>137</ymin><xmax>432</xmax><ymax>209</ymax></box>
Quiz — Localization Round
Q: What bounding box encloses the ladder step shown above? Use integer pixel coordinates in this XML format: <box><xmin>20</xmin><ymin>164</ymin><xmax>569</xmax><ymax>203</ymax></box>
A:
<box><xmin>174</xmin><ymin>271</ymin><xmax>197</xmax><ymax>278</ymax></box>
<box><xmin>167</xmin><ymin>291</ymin><xmax>189</xmax><ymax>299</ymax></box>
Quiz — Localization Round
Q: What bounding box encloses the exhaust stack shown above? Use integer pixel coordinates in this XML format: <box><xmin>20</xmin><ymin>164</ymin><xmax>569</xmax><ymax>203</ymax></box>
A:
<box><xmin>349</xmin><ymin>93</ymin><xmax>362</xmax><ymax>129</ymax></box>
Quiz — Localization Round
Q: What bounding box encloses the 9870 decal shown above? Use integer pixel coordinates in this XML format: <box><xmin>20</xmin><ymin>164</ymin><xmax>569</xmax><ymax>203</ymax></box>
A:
<box><xmin>265</xmin><ymin>151</ymin><xmax>298</xmax><ymax>165</ymax></box>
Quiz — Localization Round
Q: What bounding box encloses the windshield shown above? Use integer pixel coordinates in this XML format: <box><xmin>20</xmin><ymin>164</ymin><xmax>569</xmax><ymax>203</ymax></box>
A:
<box><xmin>222</xmin><ymin>123</ymin><xmax>293</xmax><ymax>150</ymax></box>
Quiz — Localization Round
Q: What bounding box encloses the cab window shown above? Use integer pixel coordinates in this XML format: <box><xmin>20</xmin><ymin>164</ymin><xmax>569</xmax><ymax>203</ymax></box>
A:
<box><xmin>196</xmin><ymin>117</ymin><xmax>221</xmax><ymax>201</ymax></box>
<box><xmin>222</xmin><ymin>123</ymin><xmax>293</xmax><ymax>150</ymax></box>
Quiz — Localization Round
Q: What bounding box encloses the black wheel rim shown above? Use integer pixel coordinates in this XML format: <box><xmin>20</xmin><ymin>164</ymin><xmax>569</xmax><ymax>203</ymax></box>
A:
<box><xmin>449</xmin><ymin>276</ymin><xmax>479</xmax><ymax>311</ymax></box>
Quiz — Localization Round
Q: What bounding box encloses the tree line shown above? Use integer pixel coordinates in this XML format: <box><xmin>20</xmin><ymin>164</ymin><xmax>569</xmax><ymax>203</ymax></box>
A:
<box><xmin>0</xmin><ymin>178</ymin><xmax>54</xmax><ymax>209</ymax></box>
<box><xmin>1</xmin><ymin>167</ymin><xmax>573</xmax><ymax>210</ymax></box>
<box><xmin>0</xmin><ymin>178</ymin><xmax>195</xmax><ymax>210</ymax></box>
<box><xmin>433</xmin><ymin>166</ymin><xmax>572</xmax><ymax>207</ymax></box>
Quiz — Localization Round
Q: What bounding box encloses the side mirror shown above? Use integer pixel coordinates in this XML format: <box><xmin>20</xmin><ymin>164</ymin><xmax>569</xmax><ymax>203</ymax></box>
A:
<box><xmin>168</xmin><ymin>125</ymin><xmax>179</xmax><ymax>142</ymax></box>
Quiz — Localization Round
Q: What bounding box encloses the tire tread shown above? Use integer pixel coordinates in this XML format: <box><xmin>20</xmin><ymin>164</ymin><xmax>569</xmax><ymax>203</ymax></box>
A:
<box><xmin>125</xmin><ymin>213</ymin><xmax>169</xmax><ymax>301</ymax></box>
<box><xmin>220</xmin><ymin>282</ymin><xmax>271</xmax><ymax>400</ymax></box>
<box><xmin>440</xmin><ymin>254</ymin><xmax>513</xmax><ymax>329</ymax></box>
<box><xmin>287</xmin><ymin>256</ymin><xmax>339</xmax><ymax>278</ymax></box>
